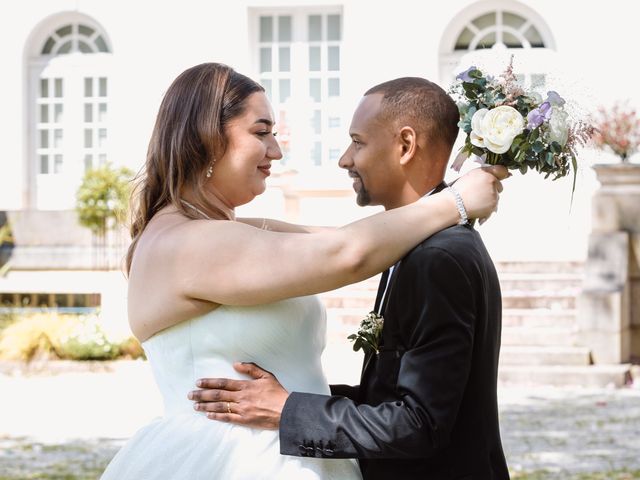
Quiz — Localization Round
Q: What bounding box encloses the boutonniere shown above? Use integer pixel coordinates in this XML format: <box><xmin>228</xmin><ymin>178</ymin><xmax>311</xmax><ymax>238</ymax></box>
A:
<box><xmin>347</xmin><ymin>311</ymin><xmax>384</xmax><ymax>355</ymax></box>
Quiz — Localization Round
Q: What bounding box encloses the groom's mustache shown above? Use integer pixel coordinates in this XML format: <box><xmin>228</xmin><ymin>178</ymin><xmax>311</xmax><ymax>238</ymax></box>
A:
<box><xmin>347</xmin><ymin>170</ymin><xmax>361</xmax><ymax>179</ymax></box>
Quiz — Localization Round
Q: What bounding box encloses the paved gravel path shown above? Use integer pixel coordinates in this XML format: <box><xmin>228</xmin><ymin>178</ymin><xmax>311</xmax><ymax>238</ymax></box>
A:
<box><xmin>500</xmin><ymin>386</ymin><xmax>640</xmax><ymax>477</ymax></box>
<box><xmin>1</xmin><ymin>358</ymin><xmax>639</xmax><ymax>479</ymax></box>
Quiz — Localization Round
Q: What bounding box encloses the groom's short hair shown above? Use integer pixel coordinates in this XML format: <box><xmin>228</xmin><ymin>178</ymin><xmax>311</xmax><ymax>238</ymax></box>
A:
<box><xmin>365</xmin><ymin>77</ymin><xmax>459</xmax><ymax>154</ymax></box>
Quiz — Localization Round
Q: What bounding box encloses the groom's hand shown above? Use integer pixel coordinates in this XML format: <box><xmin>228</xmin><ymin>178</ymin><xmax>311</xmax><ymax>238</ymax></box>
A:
<box><xmin>188</xmin><ymin>362</ymin><xmax>289</xmax><ymax>429</ymax></box>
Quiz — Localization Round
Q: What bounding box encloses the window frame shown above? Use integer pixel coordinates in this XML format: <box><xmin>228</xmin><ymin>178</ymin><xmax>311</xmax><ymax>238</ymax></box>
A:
<box><xmin>439</xmin><ymin>3</ymin><xmax>556</xmax><ymax>88</ymax></box>
<box><xmin>27</xmin><ymin>18</ymin><xmax>113</xmax><ymax>210</ymax></box>
<box><xmin>249</xmin><ymin>7</ymin><xmax>344</xmax><ymax>169</ymax></box>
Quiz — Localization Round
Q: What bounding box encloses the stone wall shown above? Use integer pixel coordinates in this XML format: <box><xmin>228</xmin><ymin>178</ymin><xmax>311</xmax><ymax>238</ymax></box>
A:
<box><xmin>578</xmin><ymin>164</ymin><xmax>640</xmax><ymax>364</ymax></box>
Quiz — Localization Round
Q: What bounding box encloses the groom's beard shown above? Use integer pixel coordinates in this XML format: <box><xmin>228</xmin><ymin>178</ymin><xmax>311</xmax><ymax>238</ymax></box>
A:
<box><xmin>357</xmin><ymin>186</ymin><xmax>371</xmax><ymax>206</ymax></box>
<box><xmin>351</xmin><ymin>172</ymin><xmax>371</xmax><ymax>206</ymax></box>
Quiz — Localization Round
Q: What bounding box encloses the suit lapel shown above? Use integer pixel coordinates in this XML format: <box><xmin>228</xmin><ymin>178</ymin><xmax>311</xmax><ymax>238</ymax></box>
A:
<box><xmin>380</xmin><ymin>262</ymin><xmax>401</xmax><ymax>316</ymax></box>
<box><xmin>373</xmin><ymin>269</ymin><xmax>390</xmax><ymax>314</ymax></box>
<box><xmin>360</xmin><ymin>269</ymin><xmax>390</xmax><ymax>378</ymax></box>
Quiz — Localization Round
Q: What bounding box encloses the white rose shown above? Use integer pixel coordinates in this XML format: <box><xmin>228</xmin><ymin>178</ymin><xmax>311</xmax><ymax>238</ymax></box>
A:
<box><xmin>470</xmin><ymin>108</ymin><xmax>489</xmax><ymax>148</ymax></box>
<box><xmin>545</xmin><ymin>106</ymin><xmax>569</xmax><ymax>147</ymax></box>
<box><xmin>470</xmin><ymin>106</ymin><xmax>525</xmax><ymax>154</ymax></box>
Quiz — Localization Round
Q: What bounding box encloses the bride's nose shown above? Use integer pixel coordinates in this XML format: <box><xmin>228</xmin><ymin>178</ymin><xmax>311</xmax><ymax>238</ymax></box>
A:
<box><xmin>268</xmin><ymin>137</ymin><xmax>283</xmax><ymax>160</ymax></box>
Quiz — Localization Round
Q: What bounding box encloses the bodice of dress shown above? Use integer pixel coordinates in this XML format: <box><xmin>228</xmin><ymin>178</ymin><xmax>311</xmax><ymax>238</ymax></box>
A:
<box><xmin>102</xmin><ymin>295</ymin><xmax>362</xmax><ymax>480</ymax></box>
<box><xmin>142</xmin><ymin>295</ymin><xmax>330</xmax><ymax>417</ymax></box>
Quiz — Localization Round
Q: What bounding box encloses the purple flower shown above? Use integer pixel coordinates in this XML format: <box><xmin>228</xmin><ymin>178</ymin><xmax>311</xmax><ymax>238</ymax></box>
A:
<box><xmin>456</xmin><ymin>66</ymin><xmax>477</xmax><ymax>82</ymax></box>
<box><xmin>527</xmin><ymin>102</ymin><xmax>552</xmax><ymax>129</ymax></box>
<box><xmin>546</xmin><ymin>91</ymin><xmax>566</xmax><ymax>107</ymax></box>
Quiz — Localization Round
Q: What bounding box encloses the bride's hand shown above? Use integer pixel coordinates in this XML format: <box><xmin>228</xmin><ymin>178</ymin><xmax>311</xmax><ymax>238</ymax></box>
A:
<box><xmin>451</xmin><ymin>165</ymin><xmax>508</xmax><ymax>223</ymax></box>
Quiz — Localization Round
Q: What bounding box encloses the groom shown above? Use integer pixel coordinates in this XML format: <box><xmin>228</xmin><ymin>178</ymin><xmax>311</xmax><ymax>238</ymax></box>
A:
<box><xmin>189</xmin><ymin>78</ymin><xmax>510</xmax><ymax>479</ymax></box>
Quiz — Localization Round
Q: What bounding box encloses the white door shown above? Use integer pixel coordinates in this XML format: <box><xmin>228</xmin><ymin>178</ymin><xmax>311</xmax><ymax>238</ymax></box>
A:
<box><xmin>30</xmin><ymin>52</ymin><xmax>111</xmax><ymax>210</ymax></box>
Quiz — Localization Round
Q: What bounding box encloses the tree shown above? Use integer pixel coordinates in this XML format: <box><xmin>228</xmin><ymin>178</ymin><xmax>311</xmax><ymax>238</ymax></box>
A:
<box><xmin>76</xmin><ymin>164</ymin><xmax>134</xmax><ymax>269</ymax></box>
<box><xmin>0</xmin><ymin>223</ymin><xmax>12</xmax><ymax>245</ymax></box>
<box><xmin>0</xmin><ymin>214</ymin><xmax>13</xmax><ymax>277</ymax></box>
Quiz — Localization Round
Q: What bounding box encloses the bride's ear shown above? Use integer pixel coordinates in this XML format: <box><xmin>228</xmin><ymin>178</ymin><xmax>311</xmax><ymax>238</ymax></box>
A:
<box><xmin>398</xmin><ymin>126</ymin><xmax>417</xmax><ymax>166</ymax></box>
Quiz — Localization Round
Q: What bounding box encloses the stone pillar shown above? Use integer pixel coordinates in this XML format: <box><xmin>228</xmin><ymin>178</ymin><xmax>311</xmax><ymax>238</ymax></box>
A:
<box><xmin>577</xmin><ymin>164</ymin><xmax>640</xmax><ymax>364</ymax></box>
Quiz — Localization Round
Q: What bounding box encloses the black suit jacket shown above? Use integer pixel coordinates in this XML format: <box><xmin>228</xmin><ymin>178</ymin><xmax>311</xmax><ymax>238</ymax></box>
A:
<box><xmin>279</xmin><ymin>222</ymin><xmax>510</xmax><ymax>479</ymax></box>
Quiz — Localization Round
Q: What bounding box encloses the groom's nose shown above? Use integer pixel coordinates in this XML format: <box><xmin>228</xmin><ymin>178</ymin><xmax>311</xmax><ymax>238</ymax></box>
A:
<box><xmin>338</xmin><ymin>144</ymin><xmax>353</xmax><ymax>170</ymax></box>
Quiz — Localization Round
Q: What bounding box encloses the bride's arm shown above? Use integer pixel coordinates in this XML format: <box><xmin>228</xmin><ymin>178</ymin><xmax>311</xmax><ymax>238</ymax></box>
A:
<box><xmin>176</xmin><ymin>167</ymin><xmax>504</xmax><ymax>306</ymax></box>
<box><xmin>237</xmin><ymin>218</ymin><xmax>332</xmax><ymax>233</ymax></box>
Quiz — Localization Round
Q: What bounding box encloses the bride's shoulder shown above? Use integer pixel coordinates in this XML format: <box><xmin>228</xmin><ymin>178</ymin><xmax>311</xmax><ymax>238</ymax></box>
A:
<box><xmin>178</xmin><ymin>218</ymin><xmax>255</xmax><ymax>244</ymax></box>
<box><xmin>166</xmin><ymin>219</ymin><xmax>257</xmax><ymax>263</ymax></box>
<box><xmin>136</xmin><ymin>216</ymin><xmax>261</xmax><ymax>273</ymax></box>
<box><xmin>146</xmin><ymin>212</ymin><xmax>238</xmax><ymax>247</ymax></box>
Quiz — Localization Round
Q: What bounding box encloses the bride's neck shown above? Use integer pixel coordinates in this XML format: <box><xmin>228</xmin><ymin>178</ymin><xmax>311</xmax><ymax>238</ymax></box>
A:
<box><xmin>181</xmin><ymin>187</ymin><xmax>236</xmax><ymax>221</ymax></box>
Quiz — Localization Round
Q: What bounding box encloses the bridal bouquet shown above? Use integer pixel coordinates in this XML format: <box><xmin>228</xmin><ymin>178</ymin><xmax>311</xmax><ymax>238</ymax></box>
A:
<box><xmin>450</xmin><ymin>61</ymin><xmax>593</xmax><ymax>193</ymax></box>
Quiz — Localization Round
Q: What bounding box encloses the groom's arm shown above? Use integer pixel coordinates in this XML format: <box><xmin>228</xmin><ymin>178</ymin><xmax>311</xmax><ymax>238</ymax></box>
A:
<box><xmin>280</xmin><ymin>246</ymin><xmax>477</xmax><ymax>459</ymax></box>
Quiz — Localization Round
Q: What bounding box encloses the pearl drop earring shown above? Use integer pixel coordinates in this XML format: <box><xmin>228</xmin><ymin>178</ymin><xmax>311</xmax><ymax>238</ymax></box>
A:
<box><xmin>206</xmin><ymin>160</ymin><xmax>215</xmax><ymax>178</ymax></box>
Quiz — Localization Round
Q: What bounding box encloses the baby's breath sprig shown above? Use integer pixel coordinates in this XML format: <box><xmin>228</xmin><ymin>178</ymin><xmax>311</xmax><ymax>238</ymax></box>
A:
<box><xmin>348</xmin><ymin>311</ymin><xmax>384</xmax><ymax>355</ymax></box>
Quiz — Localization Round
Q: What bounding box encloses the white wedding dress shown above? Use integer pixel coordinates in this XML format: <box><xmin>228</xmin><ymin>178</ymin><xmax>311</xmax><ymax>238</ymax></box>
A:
<box><xmin>101</xmin><ymin>295</ymin><xmax>361</xmax><ymax>479</ymax></box>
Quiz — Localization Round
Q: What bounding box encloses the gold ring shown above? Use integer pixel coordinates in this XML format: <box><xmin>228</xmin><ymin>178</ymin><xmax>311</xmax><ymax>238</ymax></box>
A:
<box><xmin>227</xmin><ymin>402</ymin><xmax>231</xmax><ymax>414</ymax></box>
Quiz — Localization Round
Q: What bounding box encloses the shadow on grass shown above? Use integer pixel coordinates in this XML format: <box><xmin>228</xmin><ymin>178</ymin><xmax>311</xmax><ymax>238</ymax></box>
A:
<box><xmin>511</xmin><ymin>469</ymin><xmax>640</xmax><ymax>479</ymax></box>
<box><xmin>1</xmin><ymin>435</ymin><xmax>639</xmax><ymax>479</ymax></box>
<box><xmin>0</xmin><ymin>436</ymin><xmax>122</xmax><ymax>480</ymax></box>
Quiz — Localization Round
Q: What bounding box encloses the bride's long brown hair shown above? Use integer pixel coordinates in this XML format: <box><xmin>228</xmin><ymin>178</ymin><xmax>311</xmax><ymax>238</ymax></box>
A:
<box><xmin>125</xmin><ymin>63</ymin><xmax>264</xmax><ymax>274</ymax></box>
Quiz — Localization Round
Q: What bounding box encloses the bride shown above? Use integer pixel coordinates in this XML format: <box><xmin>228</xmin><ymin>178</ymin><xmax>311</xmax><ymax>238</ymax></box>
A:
<box><xmin>101</xmin><ymin>63</ymin><xmax>504</xmax><ymax>479</ymax></box>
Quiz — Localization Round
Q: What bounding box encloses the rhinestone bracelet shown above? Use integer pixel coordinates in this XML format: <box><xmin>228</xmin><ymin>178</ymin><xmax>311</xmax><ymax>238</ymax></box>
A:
<box><xmin>447</xmin><ymin>185</ymin><xmax>468</xmax><ymax>225</ymax></box>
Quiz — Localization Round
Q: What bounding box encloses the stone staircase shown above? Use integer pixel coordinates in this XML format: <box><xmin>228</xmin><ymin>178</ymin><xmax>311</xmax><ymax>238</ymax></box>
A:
<box><xmin>319</xmin><ymin>261</ymin><xmax>633</xmax><ymax>387</ymax></box>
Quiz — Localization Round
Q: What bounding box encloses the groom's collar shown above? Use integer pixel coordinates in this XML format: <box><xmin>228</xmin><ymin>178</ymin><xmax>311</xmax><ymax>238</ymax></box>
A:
<box><xmin>429</xmin><ymin>181</ymin><xmax>448</xmax><ymax>196</ymax></box>
<box><xmin>419</xmin><ymin>181</ymin><xmax>448</xmax><ymax>199</ymax></box>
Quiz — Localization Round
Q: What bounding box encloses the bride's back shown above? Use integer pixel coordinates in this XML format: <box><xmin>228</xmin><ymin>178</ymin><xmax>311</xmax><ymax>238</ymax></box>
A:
<box><xmin>127</xmin><ymin>209</ymin><xmax>217</xmax><ymax>342</ymax></box>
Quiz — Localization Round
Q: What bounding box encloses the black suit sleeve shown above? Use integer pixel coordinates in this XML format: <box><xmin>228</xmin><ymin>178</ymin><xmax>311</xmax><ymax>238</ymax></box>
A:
<box><xmin>329</xmin><ymin>384</ymin><xmax>360</xmax><ymax>400</ymax></box>
<box><xmin>280</xmin><ymin>246</ymin><xmax>477</xmax><ymax>459</ymax></box>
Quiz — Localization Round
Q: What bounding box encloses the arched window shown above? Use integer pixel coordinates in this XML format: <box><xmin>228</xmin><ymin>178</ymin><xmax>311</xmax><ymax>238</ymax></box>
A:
<box><xmin>454</xmin><ymin>11</ymin><xmax>546</xmax><ymax>50</ymax></box>
<box><xmin>28</xmin><ymin>15</ymin><xmax>112</xmax><ymax>210</ymax></box>
<box><xmin>440</xmin><ymin>4</ymin><xmax>556</xmax><ymax>90</ymax></box>
<box><xmin>40</xmin><ymin>23</ymin><xmax>110</xmax><ymax>55</ymax></box>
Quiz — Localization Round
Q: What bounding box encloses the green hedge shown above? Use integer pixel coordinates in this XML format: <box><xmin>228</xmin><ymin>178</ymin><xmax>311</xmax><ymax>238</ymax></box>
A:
<box><xmin>0</xmin><ymin>313</ymin><xmax>143</xmax><ymax>361</ymax></box>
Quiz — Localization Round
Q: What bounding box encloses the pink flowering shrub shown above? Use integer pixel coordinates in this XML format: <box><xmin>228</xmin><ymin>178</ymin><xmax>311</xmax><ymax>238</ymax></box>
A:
<box><xmin>592</xmin><ymin>103</ymin><xmax>640</xmax><ymax>162</ymax></box>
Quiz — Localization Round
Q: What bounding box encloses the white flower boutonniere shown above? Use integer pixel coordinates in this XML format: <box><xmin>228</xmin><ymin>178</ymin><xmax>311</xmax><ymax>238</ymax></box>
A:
<box><xmin>348</xmin><ymin>311</ymin><xmax>384</xmax><ymax>355</ymax></box>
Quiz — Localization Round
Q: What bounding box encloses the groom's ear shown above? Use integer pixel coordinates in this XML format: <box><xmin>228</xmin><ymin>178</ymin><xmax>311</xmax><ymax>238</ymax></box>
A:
<box><xmin>398</xmin><ymin>126</ymin><xmax>417</xmax><ymax>166</ymax></box>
